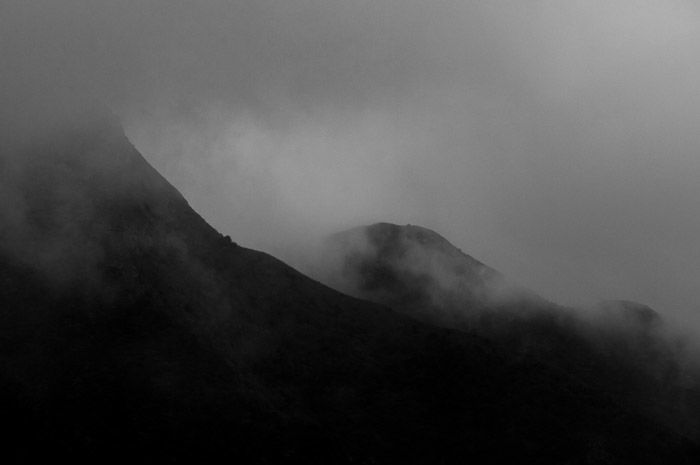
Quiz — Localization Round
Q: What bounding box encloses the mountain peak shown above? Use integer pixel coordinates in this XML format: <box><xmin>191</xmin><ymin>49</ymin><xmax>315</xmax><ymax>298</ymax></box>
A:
<box><xmin>339</xmin><ymin>222</ymin><xmax>500</xmax><ymax>276</ymax></box>
<box><xmin>597</xmin><ymin>299</ymin><xmax>662</xmax><ymax>329</ymax></box>
<box><xmin>326</xmin><ymin>222</ymin><xmax>512</xmax><ymax>318</ymax></box>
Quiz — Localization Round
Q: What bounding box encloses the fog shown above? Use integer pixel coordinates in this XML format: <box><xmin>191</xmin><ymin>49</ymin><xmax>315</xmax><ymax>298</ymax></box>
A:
<box><xmin>3</xmin><ymin>0</ymin><xmax>700</xmax><ymax>325</ymax></box>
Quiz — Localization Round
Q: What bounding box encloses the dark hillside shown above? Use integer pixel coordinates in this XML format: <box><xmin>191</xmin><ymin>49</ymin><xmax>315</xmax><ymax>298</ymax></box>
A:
<box><xmin>328</xmin><ymin>222</ymin><xmax>700</xmax><ymax>445</ymax></box>
<box><xmin>0</xmin><ymin>117</ymin><xmax>697</xmax><ymax>463</ymax></box>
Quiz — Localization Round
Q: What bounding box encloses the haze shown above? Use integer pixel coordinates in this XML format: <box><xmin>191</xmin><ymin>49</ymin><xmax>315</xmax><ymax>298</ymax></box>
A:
<box><xmin>3</xmin><ymin>0</ymin><xmax>699</xmax><ymax>325</ymax></box>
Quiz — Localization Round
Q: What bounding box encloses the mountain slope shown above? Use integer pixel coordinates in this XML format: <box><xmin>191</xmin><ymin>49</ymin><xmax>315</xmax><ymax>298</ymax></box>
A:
<box><xmin>327</xmin><ymin>222</ymin><xmax>525</xmax><ymax>316</ymax></box>
<box><xmin>0</xmin><ymin>116</ymin><xmax>698</xmax><ymax>463</ymax></box>
<box><xmin>326</xmin><ymin>222</ymin><xmax>700</xmax><ymax>441</ymax></box>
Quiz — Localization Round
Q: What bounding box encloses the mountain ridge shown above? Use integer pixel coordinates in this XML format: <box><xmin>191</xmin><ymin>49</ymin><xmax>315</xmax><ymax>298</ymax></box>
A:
<box><xmin>1</xmin><ymin>115</ymin><xmax>698</xmax><ymax>463</ymax></box>
<box><xmin>325</xmin><ymin>221</ymin><xmax>700</xmax><ymax>438</ymax></box>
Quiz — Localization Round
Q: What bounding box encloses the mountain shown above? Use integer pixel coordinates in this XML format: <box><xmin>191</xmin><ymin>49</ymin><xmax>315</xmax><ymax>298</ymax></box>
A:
<box><xmin>325</xmin><ymin>222</ymin><xmax>537</xmax><ymax>317</ymax></box>
<box><xmin>326</xmin><ymin>222</ymin><xmax>700</xmax><ymax>442</ymax></box>
<box><xmin>1</xmin><ymin>115</ymin><xmax>699</xmax><ymax>463</ymax></box>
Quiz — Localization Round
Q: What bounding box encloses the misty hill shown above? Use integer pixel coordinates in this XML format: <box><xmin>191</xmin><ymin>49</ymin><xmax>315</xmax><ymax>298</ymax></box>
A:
<box><xmin>1</xmin><ymin>115</ymin><xmax>698</xmax><ymax>464</ymax></box>
<box><xmin>326</xmin><ymin>223</ymin><xmax>664</xmax><ymax>348</ymax></box>
<box><xmin>327</xmin><ymin>222</ymin><xmax>535</xmax><ymax>317</ymax></box>
<box><xmin>327</xmin><ymin>222</ymin><xmax>700</xmax><ymax>441</ymax></box>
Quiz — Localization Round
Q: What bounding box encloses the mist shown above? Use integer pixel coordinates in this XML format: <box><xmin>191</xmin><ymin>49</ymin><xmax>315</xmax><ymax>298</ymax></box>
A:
<box><xmin>3</xmin><ymin>0</ymin><xmax>700</xmax><ymax>326</ymax></box>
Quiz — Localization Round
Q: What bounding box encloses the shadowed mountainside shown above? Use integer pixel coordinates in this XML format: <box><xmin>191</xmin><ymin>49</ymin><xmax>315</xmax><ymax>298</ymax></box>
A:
<box><xmin>1</xmin><ymin>116</ymin><xmax>699</xmax><ymax>463</ymax></box>
<box><xmin>326</xmin><ymin>222</ymin><xmax>700</xmax><ymax>445</ymax></box>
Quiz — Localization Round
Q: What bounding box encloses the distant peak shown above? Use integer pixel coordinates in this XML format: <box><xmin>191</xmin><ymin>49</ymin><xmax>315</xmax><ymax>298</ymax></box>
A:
<box><xmin>597</xmin><ymin>300</ymin><xmax>661</xmax><ymax>327</ymax></box>
<box><xmin>327</xmin><ymin>222</ymin><xmax>512</xmax><ymax>313</ymax></box>
<box><xmin>357</xmin><ymin>223</ymin><xmax>494</xmax><ymax>272</ymax></box>
<box><xmin>366</xmin><ymin>223</ymin><xmax>453</xmax><ymax>247</ymax></box>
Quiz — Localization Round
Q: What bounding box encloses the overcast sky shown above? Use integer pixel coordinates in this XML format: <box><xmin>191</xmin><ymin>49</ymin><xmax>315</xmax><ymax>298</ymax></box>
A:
<box><xmin>3</xmin><ymin>0</ymin><xmax>700</xmax><ymax>324</ymax></box>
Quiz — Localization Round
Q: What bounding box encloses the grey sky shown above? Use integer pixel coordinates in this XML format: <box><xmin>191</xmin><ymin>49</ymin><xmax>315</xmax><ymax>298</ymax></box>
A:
<box><xmin>3</xmin><ymin>0</ymin><xmax>700</xmax><ymax>325</ymax></box>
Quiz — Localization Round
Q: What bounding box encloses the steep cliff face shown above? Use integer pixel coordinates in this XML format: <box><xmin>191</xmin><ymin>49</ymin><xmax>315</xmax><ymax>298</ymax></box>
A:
<box><xmin>0</xmin><ymin>117</ymin><xmax>697</xmax><ymax>463</ymax></box>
